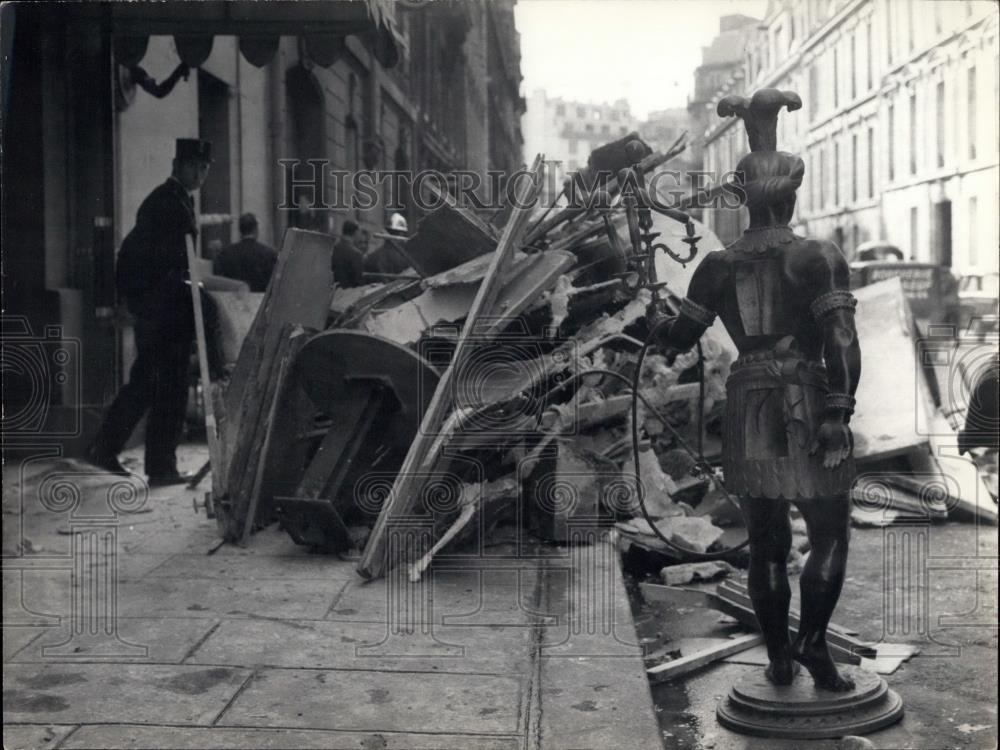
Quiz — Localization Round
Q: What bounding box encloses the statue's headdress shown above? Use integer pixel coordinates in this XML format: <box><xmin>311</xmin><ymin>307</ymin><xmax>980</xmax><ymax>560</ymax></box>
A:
<box><xmin>717</xmin><ymin>89</ymin><xmax>804</xmax><ymax>208</ymax></box>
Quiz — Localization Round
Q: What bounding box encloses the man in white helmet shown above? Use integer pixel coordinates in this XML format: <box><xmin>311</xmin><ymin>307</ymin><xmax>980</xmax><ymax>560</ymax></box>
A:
<box><xmin>364</xmin><ymin>212</ymin><xmax>411</xmax><ymax>275</ymax></box>
<box><xmin>387</xmin><ymin>212</ymin><xmax>409</xmax><ymax>237</ymax></box>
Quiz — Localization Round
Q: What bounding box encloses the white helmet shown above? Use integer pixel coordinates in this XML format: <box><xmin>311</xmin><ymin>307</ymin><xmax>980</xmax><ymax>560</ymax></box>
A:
<box><xmin>388</xmin><ymin>212</ymin><xmax>409</xmax><ymax>235</ymax></box>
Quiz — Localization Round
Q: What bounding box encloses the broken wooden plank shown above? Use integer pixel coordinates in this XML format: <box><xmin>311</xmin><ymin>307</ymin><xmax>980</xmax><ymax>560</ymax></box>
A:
<box><xmin>639</xmin><ymin>581</ymin><xmax>874</xmax><ymax>663</ymax></box>
<box><xmin>216</xmin><ymin>229</ymin><xmax>334</xmax><ymax>500</ymax></box>
<box><xmin>186</xmin><ymin>236</ymin><xmax>221</xmax><ymax>495</ymax></box>
<box><xmin>647</xmin><ymin>633</ymin><xmax>763</xmax><ymax>682</ymax></box>
<box><xmin>219</xmin><ymin>324</ymin><xmax>308</xmax><ymax>541</ymax></box>
<box><xmin>357</xmin><ymin>155</ymin><xmax>545</xmax><ymax>580</ymax></box>
<box><xmin>362</xmin><ymin>250</ymin><xmax>575</xmax><ymax>346</ymax></box>
<box><xmin>526</xmin><ymin>144</ymin><xmax>684</xmax><ymax>245</ymax></box>
<box><xmin>239</xmin><ymin>329</ymin><xmax>304</xmax><ymax>545</ymax></box>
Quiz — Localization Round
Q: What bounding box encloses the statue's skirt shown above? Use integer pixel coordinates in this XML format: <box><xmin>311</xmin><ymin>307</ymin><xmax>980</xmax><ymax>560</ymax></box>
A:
<box><xmin>723</xmin><ymin>352</ymin><xmax>855</xmax><ymax>500</ymax></box>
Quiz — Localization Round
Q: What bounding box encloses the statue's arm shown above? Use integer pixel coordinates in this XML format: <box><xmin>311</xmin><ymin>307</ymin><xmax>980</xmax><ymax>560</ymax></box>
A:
<box><xmin>807</xmin><ymin>242</ymin><xmax>861</xmax><ymax>425</ymax></box>
<box><xmin>651</xmin><ymin>252</ymin><xmax>724</xmax><ymax>351</ymax></box>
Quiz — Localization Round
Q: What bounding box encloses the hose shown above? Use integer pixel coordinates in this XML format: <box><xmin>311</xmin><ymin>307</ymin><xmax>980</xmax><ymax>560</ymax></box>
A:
<box><xmin>629</xmin><ymin>335</ymin><xmax>749</xmax><ymax>560</ymax></box>
<box><xmin>535</xmin><ymin>345</ymin><xmax>749</xmax><ymax>559</ymax></box>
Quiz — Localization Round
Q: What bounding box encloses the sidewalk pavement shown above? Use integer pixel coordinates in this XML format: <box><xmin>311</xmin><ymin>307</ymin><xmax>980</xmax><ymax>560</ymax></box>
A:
<box><xmin>3</xmin><ymin>445</ymin><xmax>663</xmax><ymax>750</ymax></box>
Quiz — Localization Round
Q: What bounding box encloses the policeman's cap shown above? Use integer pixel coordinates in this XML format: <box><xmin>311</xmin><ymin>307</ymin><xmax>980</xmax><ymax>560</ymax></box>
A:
<box><xmin>175</xmin><ymin>138</ymin><xmax>213</xmax><ymax>163</ymax></box>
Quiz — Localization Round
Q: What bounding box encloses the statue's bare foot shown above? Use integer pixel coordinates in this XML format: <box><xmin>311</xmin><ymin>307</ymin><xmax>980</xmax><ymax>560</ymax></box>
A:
<box><xmin>791</xmin><ymin>638</ymin><xmax>855</xmax><ymax>692</ymax></box>
<box><xmin>764</xmin><ymin>658</ymin><xmax>798</xmax><ymax>685</ymax></box>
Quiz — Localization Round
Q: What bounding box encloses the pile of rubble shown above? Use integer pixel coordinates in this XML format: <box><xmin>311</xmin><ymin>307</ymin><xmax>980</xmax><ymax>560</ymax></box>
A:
<box><xmin>195</xmin><ymin>136</ymin><xmax>745</xmax><ymax>583</ymax></box>
<box><xmin>195</xmin><ymin>132</ymin><xmax>996</xmax><ymax>596</ymax></box>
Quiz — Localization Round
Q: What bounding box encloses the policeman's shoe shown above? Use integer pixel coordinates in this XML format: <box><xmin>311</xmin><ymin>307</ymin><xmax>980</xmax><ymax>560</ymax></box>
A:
<box><xmin>148</xmin><ymin>471</ymin><xmax>194</xmax><ymax>487</ymax></box>
<box><xmin>85</xmin><ymin>446</ymin><xmax>130</xmax><ymax>477</ymax></box>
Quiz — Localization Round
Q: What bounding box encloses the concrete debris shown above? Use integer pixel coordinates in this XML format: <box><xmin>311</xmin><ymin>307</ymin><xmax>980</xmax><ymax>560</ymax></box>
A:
<box><xmin>621</xmin><ymin>515</ymin><xmax>724</xmax><ymax>555</ymax></box>
<box><xmin>660</xmin><ymin>561</ymin><xmax>735</xmax><ymax>586</ymax></box>
<box><xmin>839</xmin><ymin>736</ymin><xmax>876</xmax><ymax>750</ymax></box>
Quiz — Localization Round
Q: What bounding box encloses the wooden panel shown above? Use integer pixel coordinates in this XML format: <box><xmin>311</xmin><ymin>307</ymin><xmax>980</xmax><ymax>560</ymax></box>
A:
<box><xmin>215</xmin><ymin>228</ymin><xmax>333</xmax><ymax>511</ymax></box>
<box><xmin>852</xmin><ymin>278</ymin><xmax>932</xmax><ymax>461</ymax></box>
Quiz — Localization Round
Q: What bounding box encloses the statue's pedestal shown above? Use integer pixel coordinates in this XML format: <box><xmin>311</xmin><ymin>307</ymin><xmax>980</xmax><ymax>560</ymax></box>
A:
<box><xmin>716</xmin><ymin>666</ymin><xmax>903</xmax><ymax>739</ymax></box>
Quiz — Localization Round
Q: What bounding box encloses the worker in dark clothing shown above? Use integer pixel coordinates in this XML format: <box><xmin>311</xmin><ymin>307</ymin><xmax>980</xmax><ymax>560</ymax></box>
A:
<box><xmin>331</xmin><ymin>219</ymin><xmax>365</xmax><ymax>287</ymax></box>
<box><xmin>213</xmin><ymin>213</ymin><xmax>277</xmax><ymax>292</ymax></box>
<box><xmin>86</xmin><ymin>138</ymin><xmax>212</xmax><ymax>486</ymax></box>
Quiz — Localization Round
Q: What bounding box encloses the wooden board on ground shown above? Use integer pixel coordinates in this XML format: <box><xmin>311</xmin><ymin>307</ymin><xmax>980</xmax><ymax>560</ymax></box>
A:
<box><xmin>852</xmin><ymin>278</ymin><xmax>933</xmax><ymax>462</ymax></box>
<box><xmin>215</xmin><ymin>229</ymin><xmax>334</xmax><ymax>524</ymax></box>
<box><xmin>647</xmin><ymin>633</ymin><xmax>763</xmax><ymax>682</ymax></box>
<box><xmin>357</xmin><ymin>155</ymin><xmax>545</xmax><ymax>580</ymax></box>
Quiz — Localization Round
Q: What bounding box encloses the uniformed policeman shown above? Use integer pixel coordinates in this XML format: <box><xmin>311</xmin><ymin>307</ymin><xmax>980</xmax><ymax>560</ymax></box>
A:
<box><xmin>87</xmin><ymin>138</ymin><xmax>212</xmax><ymax>486</ymax></box>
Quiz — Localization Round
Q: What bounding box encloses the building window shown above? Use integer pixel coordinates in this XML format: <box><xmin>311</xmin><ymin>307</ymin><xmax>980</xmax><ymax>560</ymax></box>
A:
<box><xmin>888</xmin><ymin>102</ymin><xmax>895</xmax><ymax>181</ymax></box>
<box><xmin>907</xmin><ymin>1</ymin><xmax>915</xmax><ymax>51</ymax></box>
<box><xmin>866</xmin><ymin>21</ymin><xmax>873</xmax><ymax>90</ymax></box>
<box><xmin>936</xmin><ymin>81</ymin><xmax>945</xmax><ymax>168</ymax></box>
<box><xmin>886</xmin><ymin>1</ymin><xmax>893</xmax><ymax>65</ymax></box>
<box><xmin>909</xmin><ymin>91</ymin><xmax>917</xmax><ymax>175</ymax></box>
<box><xmin>601</xmin><ymin>124</ymin><xmax>609</xmax><ymax>135</ymax></box>
<box><xmin>909</xmin><ymin>206</ymin><xmax>918</xmax><ymax>259</ymax></box>
<box><xmin>867</xmin><ymin>126</ymin><xmax>875</xmax><ymax>198</ymax></box>
<box><xmin>934</xmin><ymin>3</ymin><xmax>942</xmax><ymax>34</ymax></box>
<box><xmin>577</xmin><ymin>106</ymin><xmax>586</xmax><ymax>118</ymax></box>
<box><xmin>968</xmin><ymin>66</ymin><xmax>977</xmax><ymax>160</ymax></box>
<box><xmin>834</xmin><ymin>141</ymin><xmax>840</xmax><ymax>205</ymax></box>
<box><xmin>620</xmin><ymin>126</ymin><xmax>628</xmax><ymax>135</ymax></box>
<box><xmin>851</xmin><ymin>133</ymin><xmax>858</xmax><ymax>203</ymax></box>
<box><xmin>568</xmin><ymin>139</ymin><xmax>578</xmax><ymax>154</ymax></box>
<box><xmin>809</xmin><ymin>64</ymin><xmax>820</xmax><ymax>120</ymax></box>
<box><xmin>850</xmin><ymin>33</ymin><xmax>857</xmax><ymax>100</ymax></box>
<box><xmin>556</xmin><ymin>104</ymin><xmax>566</xmax><ymax>116</ymax></box>
<box><xmin>820</xmin><ymin>147</ymin><xmax>827</xmax><ymax>207</ymax></box>
<box><xmin>833</xmin><ymin>47</ymin><xmax>839</xmax><ymax>109</ymax></box>
<box><xmin>968</xmin><ymin>197</ymin><xmax>978</xmax><ymax>265</ymax></box>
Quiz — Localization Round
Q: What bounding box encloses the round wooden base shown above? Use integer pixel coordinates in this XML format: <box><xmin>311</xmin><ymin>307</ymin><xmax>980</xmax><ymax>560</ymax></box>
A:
<box><xmin>716</xmin><ymin>666</ymin><xmax>904</xmax><ymax>739</ymax></box>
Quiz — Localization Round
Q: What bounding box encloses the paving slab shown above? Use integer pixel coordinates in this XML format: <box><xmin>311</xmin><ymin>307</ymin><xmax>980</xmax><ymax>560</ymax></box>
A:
<box><xmin>60</xmin><ymin>725</ymin><xmax>521</xmax><ymax>749</ymax></box>
<box><xmin>3</xmin><ymin>626</ymin><xmax>46</xmax><ymax>661</ymax></box>
<box><xmin>145</xmin><ymin>552</ymin><xmax>358</xmax><ymax>581</ymax></box>
<box><xmin>10</xmin><ymin>618</ymin><xmax>220</xmax><ymax>664</ymax></box>
<box><xmin>220</xmin><ymin>668</ymin><xmax>523</xmax><ymax>734</ymax></box>
<box><xmin>329</xmin><ymin>567</ymin><xmax>549</xmax><ymax>627</ymax></box>
<box><xmin>3</xmin><ymin>663</ymin><xmax>250</xmax><ymax>725</ymax></box>
<box><xmin>538</xmin><ymin>656</ymin><xmax>663</xmax><ymax>750</ymax></box>
<box><xmin>2</xmin><ymin>723</ymin><xmax>76</xmax><ymax>750</ymax></box>
<box><xmin>186</xmin><ymin>617</ymin><xmax>531</xmax><ymax>674</ymax></box>
<box><xmin>115</xmin><ymin>577</ymin><xmax>345</xmax><ymax>620</ymax></box>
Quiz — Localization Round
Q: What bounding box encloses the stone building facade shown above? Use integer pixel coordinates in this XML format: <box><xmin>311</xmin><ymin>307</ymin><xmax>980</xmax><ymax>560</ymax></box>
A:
<box><xmin>698</xmin><ymin>0</ymin><xmax>998</xmax><ymax>278</ymax></box>
<box><xmin>1</xmin><ymin>1</ymin><xmax>524</xmax><ymax>451</ymax></box>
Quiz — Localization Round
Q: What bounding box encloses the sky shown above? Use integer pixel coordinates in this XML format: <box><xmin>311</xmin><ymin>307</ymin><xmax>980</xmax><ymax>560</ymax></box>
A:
<box><xmin>514</xmin><ymin>0</ymin><xmax>769</xmax><ymax>120</ymax></box>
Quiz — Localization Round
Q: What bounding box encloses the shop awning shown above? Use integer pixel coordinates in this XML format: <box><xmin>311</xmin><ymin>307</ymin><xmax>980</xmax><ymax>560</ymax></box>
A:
<box><xmin>108</xmin><ymin>0</ymin><xmax>401</xmax><ymax>69</ymax></box>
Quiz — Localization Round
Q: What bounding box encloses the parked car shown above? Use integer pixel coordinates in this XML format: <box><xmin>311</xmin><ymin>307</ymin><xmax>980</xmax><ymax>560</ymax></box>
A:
<box><xmin>957</xmin><ymin>272</ymin><xmax>1000</xmax><ymax>338</ymax></box>
<box><xmin>849</xmin><ymin>242</ymin><xmax>960</xmax><ymax>333</ymax></box>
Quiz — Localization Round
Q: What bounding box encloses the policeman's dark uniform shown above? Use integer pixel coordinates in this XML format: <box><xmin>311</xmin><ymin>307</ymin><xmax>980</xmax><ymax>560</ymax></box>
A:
<box><xmin>89</xmin><ymin>139</ymin><xmax>211</xmax><ymax>480</ymax></box>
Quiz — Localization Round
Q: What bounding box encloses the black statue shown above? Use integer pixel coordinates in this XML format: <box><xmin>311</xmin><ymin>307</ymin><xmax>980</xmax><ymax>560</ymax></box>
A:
<box><xmin>654</xmin><ymin>88</ymin><xmax>861</xmax><ymax>692</ymax></box>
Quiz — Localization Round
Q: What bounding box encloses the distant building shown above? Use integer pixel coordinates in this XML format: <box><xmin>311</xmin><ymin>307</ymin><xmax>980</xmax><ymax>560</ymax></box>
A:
<box><xmin>687</xmin><ymin>14</ymin><xmax>762</xmax><ymax>171</ymax></box>
<box><xmin>640</xmin><ymin>107</ymin><xmax>690</xmax><ymax>156</ymax></box>
<box><xmin>523</xmin><ymin>90</ymin><xmax>639</xmax><ymax>202</ymax></box>
<box><xmin>698</xmin><ymin>0</ymin><xmax>998</xmax><ymax>278</ymax></box>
